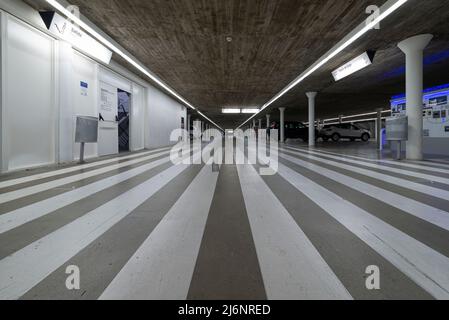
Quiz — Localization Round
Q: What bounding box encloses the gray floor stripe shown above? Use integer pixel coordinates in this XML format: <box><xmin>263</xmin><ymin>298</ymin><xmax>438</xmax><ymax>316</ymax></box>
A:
<box><xmin>188</xmin><ymin>165</ymin><xmax>267</xmax><ymax>300</ymax></box>
<box><xmin>277</xmin><ymin>156</ymin><xmax>449</xmax><ymax>259</ymax></box>
<box><xmin>21</xmin><ymin>164</ymin><xmax>204</xmax><ymax>300</ymax></box>
<box><xmin>0</xmin><ymin>155</ymin><xmax>196</xmax><ymax>300</ymax></box>
<box><xmin>0</xmin><ymin>149</ymin><xmax>153</xmax><ymax>182</ymax></box>
<box><xmin>0</xmin><ymin>148</ymin><xmax>170</xmax><ymax>193</ymax></box>
<box><xmin>287</xmin><ymin>146</ymin><xmax>449</xmax><ymax>177</ymax></box>
<box><xmin>100</xmin><ymin>164</ymin><xmax>218</xmax><ymax>300</ymax></box>
<box><xmin>0</xmin><ymin>161</ymin><xmax>173</xmax><ymax>260</ymax></box>
<box><xmin>254</xmin><ymin>164</ymin><xmax>432</xmax><ymax>300</ymax></box>
<box><xmin>283</xmin><ymin>146</ymin><xmax>449</xmax><ymax>191</ymax></box>
<box><xmin>0</xmin><ymin>153</ymin><xmax>170</xmax><ymax>215</ymax></box>
<box><xmin>280</xmin><ymin>149</ymin><xmax>449</xmax><ymax>213</ymax></box>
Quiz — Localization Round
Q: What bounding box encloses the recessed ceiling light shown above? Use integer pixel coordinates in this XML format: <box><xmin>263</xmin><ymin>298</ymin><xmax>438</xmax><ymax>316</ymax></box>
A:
<box><xmin>222</xmin><ymin>108</ymin><xmax>241</xmax><ymax>114</ymax></box>
<box><xmin>241</xmin><ymin>108</ymin><xmax>260</xmax><ymax>114</ymax></box>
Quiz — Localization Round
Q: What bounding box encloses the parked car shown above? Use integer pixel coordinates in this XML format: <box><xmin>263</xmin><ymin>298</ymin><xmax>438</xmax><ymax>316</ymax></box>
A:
<box><xmin>269</xmin><ymin>121</ymin><xmax>320</xmax><ymax>142</ymax></box>
<box><xmin>320</xmin><ymin>123</ymin><xmax>371</xmax><ymax>142</ymax></box>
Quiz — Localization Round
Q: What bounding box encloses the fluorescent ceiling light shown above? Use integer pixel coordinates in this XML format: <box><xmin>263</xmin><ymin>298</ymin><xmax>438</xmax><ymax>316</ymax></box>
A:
<box><xmin>237</xmin><ymin>0</ymin><xmax>408</xmax><ymax>129</ymax></box>
<box><xmin>45</xmin><ymin>0</ymin><xmax>222</xmax><ymax>130</ymax></box>
<box><xmin>222</xmin><ymin>108</ymin><xmax>241</xmax><ymax>114</ymax></box>
<box><xmin>241</xmin><ymin>108</ymin><xmax>260</xmax><ymax>114</ymax></box>
<box><xmin>332</xmin><ymin>51</ymin><xmax>375</xmax><ymax>81</ymax></box>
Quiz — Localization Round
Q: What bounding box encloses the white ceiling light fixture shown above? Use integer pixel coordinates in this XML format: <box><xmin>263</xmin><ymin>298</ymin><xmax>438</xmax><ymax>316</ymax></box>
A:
<box><xmin>237</xmin><ymin>0</ymin><xmax>409</xmax><ymax>129</ymax></box>
<box><xmin>45</xmin><ymin>0</ymin><xmax>222</xmax><ymax>130</ymax></box>
<box><xmin>241</xmin><ymin>108</ymin><xmax>260</xmax><ymax>114</ymax></box>
<box><xmin>332</xmin><ymin>51</ymin><xmax>375</xmax><ymax>81</ymax></box>
<box><xmin>222</xmin><ymin>108</ymin><xmax>241</xmax><ymax>114</ymax></box>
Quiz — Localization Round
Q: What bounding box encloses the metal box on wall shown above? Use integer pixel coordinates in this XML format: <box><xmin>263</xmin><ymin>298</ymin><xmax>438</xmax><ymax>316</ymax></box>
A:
<box><xmin>386</xmin><ymin>116</ymin><xmax>408</xmax><ymax>141</ymax></box>
<box><xmin>75</xmin><ymin>116</ymin><xmax>99</xmax><ymax>143</ymax></box>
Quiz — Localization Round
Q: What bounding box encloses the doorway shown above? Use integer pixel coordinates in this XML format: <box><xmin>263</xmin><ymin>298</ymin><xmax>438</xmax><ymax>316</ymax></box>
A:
<box><xmin>117</xmin><ymin>89</ymin><xmax>131</xmax><ymax>152</ymax></box>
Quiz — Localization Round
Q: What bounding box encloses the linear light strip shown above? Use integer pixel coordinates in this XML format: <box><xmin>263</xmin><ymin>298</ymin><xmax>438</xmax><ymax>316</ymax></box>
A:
<box><xmin>237</xmin><ymin>0</ymin><xmax>408</xmax><ymax>129</ymax></box>
<box><xmin>45</xmin><ymin>0</ymin><xmax>223</xmax><ymax>130</ymax></box>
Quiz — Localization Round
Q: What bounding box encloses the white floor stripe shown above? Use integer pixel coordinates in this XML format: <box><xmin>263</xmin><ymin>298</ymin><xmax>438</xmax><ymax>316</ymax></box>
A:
<box><xmin>276</xmin><ymin>162</ymin><xmax>449</xmax><ymax>299</ymax></box>
<box><xmin>280</xmin><ymin>152</ymin><xmax>449</xmax><ymax>232</ymax></box>
<box><xmin>285</xmin><ymin>146</ymin><xmax>449</xmax><ymax>185</ymax></box>
<box><xmin>286</xmin><ymin>146</ymin><xmax>449</xmax><ymax>175</ymax></box>
<box><xmin>0</xmin><ymin>158</ymin><xmax>168</xmax><ymax>234</ymax></box>
<box><xmin>0</xmin><ymin>160</ymin><xmax>196</xmax><ymax>300</ymax></box>
<box><xmin>281</xmin><ymin>148</ymin><xmax>449</xmax><ymax>201</ymax></box>
<box><xmin>411</xmin><ymin>159</ymin><xmax>449</xmax><ymax>169</ymax></box>
<box><xmin>99</xmin><ymin>164</ymin><xmax>219</xmax><ymax>300</ymax></box>
<box><xmin>0</xmin><ymin>150</ymin><xmax>171</xmax><ymax>204</ymax></box>
<box><xmin>0</xmin><ymin>148</ymin><xmax>199</xmax><ymax>234</ymax></box>
<box><xmin>237</xmin><ymin>163</ymin><xmax>352</xmax><ymax>300</ymax></box>
<box><xmin>0</xmin><ymin>147</ymin><xmax>171</xmax><ymax>189</ymax></box>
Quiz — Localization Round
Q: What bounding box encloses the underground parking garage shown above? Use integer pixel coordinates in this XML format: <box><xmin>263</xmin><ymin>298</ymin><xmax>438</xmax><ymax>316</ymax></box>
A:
<box><xmin>1</xmin><ymin>0</ymin><xmax>449</xmax><ymax>308</ymax></box>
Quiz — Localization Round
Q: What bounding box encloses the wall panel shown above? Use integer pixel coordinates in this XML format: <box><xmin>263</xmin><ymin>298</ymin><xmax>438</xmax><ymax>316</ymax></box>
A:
<box><xmin>3</xmin><ymin>16</ymin><xmax>55</xmax><ymax>171</ymax></box>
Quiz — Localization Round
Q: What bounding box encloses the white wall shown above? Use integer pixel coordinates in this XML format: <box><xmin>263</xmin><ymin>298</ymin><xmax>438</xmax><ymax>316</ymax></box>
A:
<box><xmin>146</xmin><ymin>85</ymin><xmax>187</xmax><ymax>149</ymax></box>
<box><xmin>1</xmin><ymin>14</ymin><xmax>56</xmax><ymax>171</ymax></box>
<box><xmin>72</xmin><ymin>51</ymin><xmax>99</xmax><ymax>159</ymax></box>
<box><xmin>130</xmin><ymin>83</ymin><xmax>145</xmax><ymax>151</ymax></box>
<box><xmin>0</xmin><ymin>4</ymin><xmax>192</xmax><ymax>173</ymax></box>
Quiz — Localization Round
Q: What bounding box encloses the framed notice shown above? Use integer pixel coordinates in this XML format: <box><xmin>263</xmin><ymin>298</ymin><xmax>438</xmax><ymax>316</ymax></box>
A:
<box><xmin>99</xmin><ymin>82</ymin><xmax>118</xmax><ymax>122</ymax></box>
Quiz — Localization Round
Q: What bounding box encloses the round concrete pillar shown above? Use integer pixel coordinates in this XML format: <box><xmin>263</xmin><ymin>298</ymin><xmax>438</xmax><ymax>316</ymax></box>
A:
<box><xmin>279</xmin><ymin>108</ymin><xmax>286</xmax><ymax>143</ymax></box>
<box><xmin>398</xmin><ymin>34</ymin><xmax>433</xmax><ymax>160</ymax></box>
<box><xmin>306</xmin><ymin>92</ymin><xmax>317</xmax><ymax>147</ymax></box>
<box><xmin>376</xmin><ymin>108</ymin><xmax>383</xmax><ymax>150</ymax></box>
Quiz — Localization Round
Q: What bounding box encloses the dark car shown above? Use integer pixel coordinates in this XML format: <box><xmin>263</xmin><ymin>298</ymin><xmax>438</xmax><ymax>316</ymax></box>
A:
<box><xmin>269</xmin><ymin>121</ymin><xmax>319</xmax><ymax>142</ymax></box>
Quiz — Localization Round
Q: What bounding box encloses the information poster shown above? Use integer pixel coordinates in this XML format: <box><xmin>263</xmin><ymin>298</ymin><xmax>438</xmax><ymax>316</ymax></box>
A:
<box><xmin>100</xmin><ymin>82</ymin><xmax>118</xmax><ymax>121</ymax></box>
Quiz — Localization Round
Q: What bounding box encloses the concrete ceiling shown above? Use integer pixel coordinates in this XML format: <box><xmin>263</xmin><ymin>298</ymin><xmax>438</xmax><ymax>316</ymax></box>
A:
<box><xmin>31</xmin><ymin>0</ymin><xmax>449</xmax><ymax>128</ymax></box>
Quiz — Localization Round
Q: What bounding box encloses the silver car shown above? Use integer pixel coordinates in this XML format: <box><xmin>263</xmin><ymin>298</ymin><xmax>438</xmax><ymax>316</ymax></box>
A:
<box><xmin>320</xmin><ymin>123</ymin><xmax>371</xmax><ymax>142</ymax></box>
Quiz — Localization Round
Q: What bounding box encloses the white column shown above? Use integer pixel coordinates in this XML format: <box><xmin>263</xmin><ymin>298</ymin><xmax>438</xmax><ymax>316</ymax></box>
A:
<box><xmin>306</xmin><ymin>92</ymin><xmax>317</xmax><ymax>147</ymax></box>
<box><xmin>187</xmin><ymin>114</ymin><xmax>191</xmax><ymax>133</ymax></box>
<box><xmin>58</xmin><ymin>41</ymin><xmax>74</xmax><ymax>163</ymax></box>
<box><xmin>253</xmin><ymin>119</ymin><xmax>256</xmax><ymax>129</ymax></box>
<box><xmin>398</xmin><ymin>34</ymin><xmax>433</xmax><ymax>160</ymax></box>
<box><xmin>258</xmin><ymin>119</ymin><xmax>262</xmax><ymax>130</ymax></box>
<box><xmin>376</xmin><ymin>108</ymin><xmax>383</xmax><ymax>150</ymax></box>
<box><xmin>266</xmin><ymin>114</ymin><xmax>271</xmax><ymax>129</ymax></box>
<box><xmin>279</xmin><ymin>107</ymin><xmax>286</xmax><ymax>143</ymax></box>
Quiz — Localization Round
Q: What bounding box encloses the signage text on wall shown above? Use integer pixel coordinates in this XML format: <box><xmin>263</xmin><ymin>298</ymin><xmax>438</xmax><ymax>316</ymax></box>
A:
<box><xmin>40</xmin><ymin>11</ymin><xmax>112</xmax><ymax>65</ymax></box>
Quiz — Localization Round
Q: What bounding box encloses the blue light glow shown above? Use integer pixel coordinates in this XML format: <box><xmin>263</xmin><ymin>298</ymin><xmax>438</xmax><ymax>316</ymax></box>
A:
<box><xmin>391</xmin><ymin>84</ymin><xmax>449</xmax><ymax>101</ymax></box>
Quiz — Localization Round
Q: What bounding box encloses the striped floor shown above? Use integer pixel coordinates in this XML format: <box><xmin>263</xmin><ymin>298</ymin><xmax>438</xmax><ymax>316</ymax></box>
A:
<box><xmin>1</xmin><ymin>144</ymin><xmax>449</xmax><ymax>300</ymax></box>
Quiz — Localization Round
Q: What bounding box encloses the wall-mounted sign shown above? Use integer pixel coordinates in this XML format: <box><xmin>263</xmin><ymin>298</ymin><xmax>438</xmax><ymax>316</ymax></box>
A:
<box><xmin>332</xmin><ymin>51</ymin><xmax>375</xmax><ymax>82</ymax></box>
<box><xmin>40</xmin><ymin>11</ymin><xmax>112</xmax><ymax>64</ymax></box>
<box><xmin>80</xmin><ymin>81</ymin><xmax>88</xmax><ymax>96</ymax></box>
